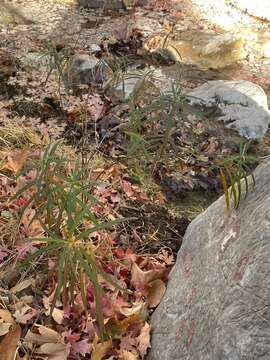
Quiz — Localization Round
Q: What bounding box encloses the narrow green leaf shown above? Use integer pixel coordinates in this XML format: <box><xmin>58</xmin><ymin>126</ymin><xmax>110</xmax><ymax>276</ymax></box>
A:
<box><xmin>227</xmin><ymin>169</ymin><xmax>239</xmax><ymax>209</ymax></box>
<box><xmin>76</xmin><ymin>249</ymin><xmax>106</xmax><ymax>339</ymax></box>
<box><xmin>220</xmin><ymin>169</ymin><xmax>230</xmax><ymax>211</ymax></box>
<box><xmin>51</xmin><ymin>250</ymin><xmax>66</xmax><ymax>314</ymax></box>
<box><xmin>77</xmin><ymin>218</ymin><xmax>126</xmax><ymax>240</ymax></box>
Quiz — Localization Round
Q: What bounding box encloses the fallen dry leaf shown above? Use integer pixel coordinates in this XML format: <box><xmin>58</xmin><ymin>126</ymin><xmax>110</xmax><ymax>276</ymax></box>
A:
<box><xmin>0</xmin><ymin>308</ymin><xmax>15</xmax><ymax>335</ymax></box>
<box><xmin>146</xmin><ymin>279</ymin><xmax>166</xmax><ymax>308</ymax></box>
<box><xmin>136</xmin><ymin>322</ymin><xmax>151</xmax><ymax>358</ymax></box>
<box><xmin>131</xmin><ymin>262</ymin><xmax>166</xmax><ymax>289</ymax></box>
<box><xmin>0</xmin><ymin>322</ymin><xmax>12</xmax><ymax>336</ymax></box>
<box><xmin>25</xmin><ymin>325</ymin><xmax>61</xmax><ymax>344</ymax></box>
<box><xmin>120</xmin><ymin>302</ymin><xmax>148</xmax><ymax>320</ymax></box>
<box><xmin>36</xmin><ymin>342</ymin><xmax>70</xmax><ymax>357</ymax></box>
<box><xmin>0</xmin><ymin>308</ymin><xmax>14</xmax><ymax>323</ymax></box>
<box><xmin>0</xmin><ymin>324</ymin><xmax>21</xmax><ymax>360</ymax></box>
<box><xmin>91</xmin><ymin>335</ymin><xmax>112</xmax><ymax>360</ymax></box>
<box><xmin>25</xmin><ymin>325</ymin><xmax>69</xmax><ymax>359</ymax></box>
<box><xmin>119</xmin><ymin>350</ymin><xmax>139</xmax><ymax>360</ymax></box>
<box><xmin>3</xmin><ymin>150</ymin><xmax>30</xmax><ymax>174</ymax></box>
<box><xmin>13</xmin><ymin>305</ymin><xmax>38</xmax><ymax>324</ymax></box>
<box><xmin>71</xmin><ymin>339</ymin><xmax>91</xmax><ymax>356</ymax></box>
<box><xmin>52</xmin><ymin>308</ymin><xmax>64</xmax><ymax>325</ymax></box>
<box><xmin>10</xmin><ymin>278</ymin><xmax>34</xmax><ymax>294</ymax></box>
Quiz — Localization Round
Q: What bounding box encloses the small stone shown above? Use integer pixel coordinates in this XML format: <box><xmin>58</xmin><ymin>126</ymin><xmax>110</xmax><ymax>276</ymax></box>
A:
<box><xmin>89</xmin><ymin>44</ymin><xmax>102</xmax><ymax>54</ymax></box>
<box><xmin>65</xmin><ymin>54</ymin><xmax>112</xmax><ymax>89</ymax></box>
<box><xmin>66</xmin><ymin>54</ymin><xmax>98</xmax><ymax>86</ymax></box>
<box><xmin>107</xmin><ymin>70</ymin><xmax>160</xmax><ymax>103</ymax></box>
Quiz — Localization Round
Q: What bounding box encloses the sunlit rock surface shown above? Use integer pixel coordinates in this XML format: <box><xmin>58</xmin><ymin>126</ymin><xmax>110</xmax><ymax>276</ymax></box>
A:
<box><xmin>187</xmin><ymin>80</ymin><xmax>270</xmax><ymax>139</ymax></box>
<box><xmin>145</xmin><ymin>32</ymin><xmax>246</xmax><ymax>70</ymax></box>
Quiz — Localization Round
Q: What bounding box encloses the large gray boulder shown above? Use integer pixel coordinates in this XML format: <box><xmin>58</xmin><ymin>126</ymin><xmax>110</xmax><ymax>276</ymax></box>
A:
<box><xmin>187</xmin><ymin>80</ymin><xmax>270</xmax><ymax>140</ymax></box>
<box><xmin>148</xmin><ymin>160</ymin><xmax>270</xmax><ymax>360</ymax></box>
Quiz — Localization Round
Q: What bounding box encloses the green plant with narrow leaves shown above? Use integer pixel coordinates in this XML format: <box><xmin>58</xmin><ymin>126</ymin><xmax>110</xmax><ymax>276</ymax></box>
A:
<box><xmin>125</xmin><ymin>84</ymin><xmax>184</xmax><ymax>167</ymax></box>
<box><xmin>14</xmin><ymin>140</ymin><xmax>124</xmax><ymax>340</ymax></box>
<box><xmin>43</xmin><ymin>42</ymin><xmax>72</xmax><ymax>97</ymax></box>
<box><xmin>218</xmin><ymin>142</ymin><xmax>257</xmax><ymax>210</ymax></box>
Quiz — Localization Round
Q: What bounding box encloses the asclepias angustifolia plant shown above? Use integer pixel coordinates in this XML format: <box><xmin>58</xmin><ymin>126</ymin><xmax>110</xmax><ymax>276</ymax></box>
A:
<box><xmin>218</xmin><ymin>141</ymin><xmax>257</xmax><ymax>211</ymax></box>
<box><xmin>13</xmin><ymin>140</ymin><xmax>125</xmax><ymax>340</ymax></box>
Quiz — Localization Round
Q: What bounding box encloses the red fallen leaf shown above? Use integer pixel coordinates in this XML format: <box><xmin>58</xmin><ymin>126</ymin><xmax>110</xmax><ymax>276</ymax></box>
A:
<box><xmin>115</xmin><ymin>247</ymin><xmax>126</xmax><ymax>259</ymax></box>
<box><xmin>114</xmin><ymin>247</ymin><xmax>137</xmax><ymax>263</ymax></box>
<box><xmin>101</xmin><ymin>296</ymin><xmax>115</xmax><ymax>318</ymax></box>
<box><xmin>65</xmin><ymin>330</ymin><xmax>80</xmax><ymax>344</ymax></box>
<box><xmin>13</xmin><ymin>197</ymin><xmax>28</xmax><ymax>208</ymax></box>
<box><xmin>111</xmin><ymin>296</ymin><xmax>130</xmax><ymax>314</ymax></box>
<box><xmin>122</xmin><ymin>180</ymin><xmax>148</xmax><ymax>201</ymax></box>
<box><xmin>119</xmin><ymin>333</ymin><xmax>137</xmax><ymax>353</ymax></box>
<box><xmin>71</xmin><ymin>339</ymin><xmax>91</xmax><ymax>356</ymax></box>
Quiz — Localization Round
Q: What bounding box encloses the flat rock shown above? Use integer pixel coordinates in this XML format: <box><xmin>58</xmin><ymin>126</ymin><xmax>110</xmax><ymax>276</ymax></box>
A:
<box><xmin>187</xmin><ymin>80</ymin><xmax>270</xmax><ymax>139</ymax></box>
<box><xmin>108</xmin><ymin>70</ymin><xmax>160</xmax><ymax>103</ymax></box>
<box><xmin>145</xmin><ymin>32</ymin><xmax>246</xmax><ymax>70</ymax></box>
<box><xmin>107</xmin><ymin>67</ymin><xmax>174</xmax><ymax>103</ymax></box>
<box><xmin>149</xmin><ymin>159</ymin><xmax>270</xmax><ymax>360</ymax></box>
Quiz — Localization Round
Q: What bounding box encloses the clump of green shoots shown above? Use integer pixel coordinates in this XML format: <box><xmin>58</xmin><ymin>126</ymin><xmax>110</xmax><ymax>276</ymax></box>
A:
<box><xmin>219</xmin><ymin>142</ymin><xmax>257</xmax><ymax>210</ymax></box>
<box><xmin>43</xmin><ymin>42</ymin><xmax>72</xmax><ymax>96</ymax></box>
<box><xmin>126</xmin><ymin>84</ymin><xmax>184</xmax><ymax>169</ymax></box>
<box><xmin>14</xmin><ymin>140</ymin><xmax>123</xmax><ymax>339</ymax></box>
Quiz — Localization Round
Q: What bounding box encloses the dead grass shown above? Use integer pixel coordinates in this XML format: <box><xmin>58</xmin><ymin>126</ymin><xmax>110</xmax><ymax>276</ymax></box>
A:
<box><xmin>0</xmin><ymin>119</ymin><xmax>49</xmax><ymax>148</ymax></box>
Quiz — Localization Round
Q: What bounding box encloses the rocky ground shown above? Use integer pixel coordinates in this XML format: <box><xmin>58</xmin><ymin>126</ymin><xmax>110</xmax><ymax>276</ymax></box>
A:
<box><xmin>0</xmin><ymin>0</ymin><xmax>270</xmax><ymax>359</ymax></box>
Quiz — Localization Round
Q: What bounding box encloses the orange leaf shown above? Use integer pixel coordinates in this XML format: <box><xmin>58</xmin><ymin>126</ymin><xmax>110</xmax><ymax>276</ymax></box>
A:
<box><xmin>0</xmin><ymin>324</ymin><xmax>21</xmax><ymax>360</ymax></box>
<box><xmin>119</xmin><ymin>350</ymin><xmax>139</xmax><ymax>360</ymax></box>
<box><xmin>146</xmin><ymin>279</ymin><xmax>166</xmax><ymax>308</ymax></box>
<box><xmin>3</xmin><ymin>150</ymin><xmax>29</xmax><ymax>173</ymax></box>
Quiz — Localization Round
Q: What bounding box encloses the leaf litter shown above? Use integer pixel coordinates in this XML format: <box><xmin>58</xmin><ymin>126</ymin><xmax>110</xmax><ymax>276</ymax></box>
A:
<box><xmin>0</xmin><ymin>0</ymin><xmax>269</xmax><ymax>358</ymax></box>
